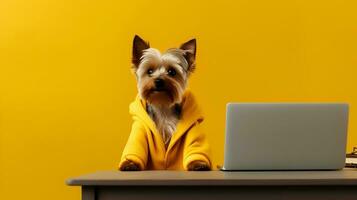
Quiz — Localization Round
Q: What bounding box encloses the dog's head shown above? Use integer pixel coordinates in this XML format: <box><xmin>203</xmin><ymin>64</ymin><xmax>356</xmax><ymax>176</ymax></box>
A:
<box><xmin>131</xmin><ymin>35</ymin><xmax>196</xmax><ymax>107</ymax></box>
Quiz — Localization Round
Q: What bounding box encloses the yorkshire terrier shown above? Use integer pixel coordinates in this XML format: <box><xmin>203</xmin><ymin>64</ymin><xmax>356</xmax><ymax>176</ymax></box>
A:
<box><xmin>120</xmin><ymin>35</ymin><xmax>210</xmax><ymax>171</ymax></box>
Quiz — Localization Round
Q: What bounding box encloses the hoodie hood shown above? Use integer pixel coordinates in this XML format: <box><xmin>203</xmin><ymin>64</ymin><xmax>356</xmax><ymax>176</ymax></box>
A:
<box><xmin>129</xmin><ymin>89</ymin><xmax>204</xmax><ymax>152</ymax></box>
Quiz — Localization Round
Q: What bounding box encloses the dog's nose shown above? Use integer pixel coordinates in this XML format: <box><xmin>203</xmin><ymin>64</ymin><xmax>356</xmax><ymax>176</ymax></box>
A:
<box><xmin>154</xmin><ymin>78</ymin><xmax>165</xmax><ymax>89</ymax></box>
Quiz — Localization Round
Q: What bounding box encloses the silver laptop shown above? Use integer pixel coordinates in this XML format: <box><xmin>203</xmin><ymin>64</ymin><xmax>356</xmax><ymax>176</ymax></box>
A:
<box><xmin>223</xmin><ymin>103</ymin><xmax>349</xmax><ymax>170</ymax></box>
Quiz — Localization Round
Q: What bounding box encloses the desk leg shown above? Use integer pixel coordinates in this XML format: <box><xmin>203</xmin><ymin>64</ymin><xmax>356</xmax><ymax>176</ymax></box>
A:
<box><xmin>82</xmin><ymin>186</ymin><xmax>95</xmax><ymax>200</ymax></box>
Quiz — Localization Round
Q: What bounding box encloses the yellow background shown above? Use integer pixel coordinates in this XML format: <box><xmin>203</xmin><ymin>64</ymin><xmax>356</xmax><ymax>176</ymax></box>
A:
<box><xmin>1</xmin><ymin>0</ymin><xmax>356</xmax><ymax>199</ymax></box>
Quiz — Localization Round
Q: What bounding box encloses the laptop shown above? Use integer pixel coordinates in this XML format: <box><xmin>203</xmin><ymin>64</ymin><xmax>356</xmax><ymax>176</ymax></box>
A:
<box><xmin>222</xmin><ymin>103</ymin><xmax>349</xmax><ymax>171</ymax></box>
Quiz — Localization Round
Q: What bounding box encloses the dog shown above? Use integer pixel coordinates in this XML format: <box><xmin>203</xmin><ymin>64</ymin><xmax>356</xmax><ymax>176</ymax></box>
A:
<box><xmin>119</xmin><ymin>35</ymin><xmax>211</xmax><ymax>171</ymax></box>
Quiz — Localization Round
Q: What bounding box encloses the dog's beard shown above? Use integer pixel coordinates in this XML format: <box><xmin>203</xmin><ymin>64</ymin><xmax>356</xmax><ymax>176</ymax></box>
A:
<box><xmin>147</xmin><ymin>90</ymin><xmax>173</xmax><ymax>106</ymax></box>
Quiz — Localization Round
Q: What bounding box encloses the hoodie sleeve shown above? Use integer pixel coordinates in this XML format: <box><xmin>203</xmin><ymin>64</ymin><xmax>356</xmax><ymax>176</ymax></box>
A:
<box><xmin>119</xmin><ymin>120</ymin><xmax>148</xmax><ymax>170</ymax></box>
<box><xmin>183</xmin><ymin>120</ymin><xmax>212</xmax><ymax>170</ymax></box>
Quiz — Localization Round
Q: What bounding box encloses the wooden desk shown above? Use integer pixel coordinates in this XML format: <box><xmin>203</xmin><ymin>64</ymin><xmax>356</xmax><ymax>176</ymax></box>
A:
<box><xmin>67</xmin><ymin>169</ymin><xmax>357</xmax><ymax>200</ymax></box>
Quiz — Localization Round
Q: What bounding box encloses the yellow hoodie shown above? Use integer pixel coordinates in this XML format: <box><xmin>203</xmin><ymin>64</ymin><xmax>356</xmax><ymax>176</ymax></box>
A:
<box><xmin>119</xmin><ymin>90</ymin><xmax>212</xmax><ymax>170</ymax></box>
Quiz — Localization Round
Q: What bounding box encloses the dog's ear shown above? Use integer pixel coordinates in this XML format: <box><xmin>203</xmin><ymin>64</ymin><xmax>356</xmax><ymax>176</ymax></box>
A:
<box><xmin>180</xmin><ymin>38</ymin><xmax>196</xmax><ymax>73</ymax></box>
<box><xmin>132</xmin><ymin>35</ymin><xmax>150</xmax><ymax>69</ymax></box>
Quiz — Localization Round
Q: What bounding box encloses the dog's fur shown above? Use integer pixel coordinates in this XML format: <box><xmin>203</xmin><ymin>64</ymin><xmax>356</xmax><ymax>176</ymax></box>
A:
<box><xmin>120</xmin><ymin>35</ymin><xmax>209</xmax><ymax>171</ymax></box>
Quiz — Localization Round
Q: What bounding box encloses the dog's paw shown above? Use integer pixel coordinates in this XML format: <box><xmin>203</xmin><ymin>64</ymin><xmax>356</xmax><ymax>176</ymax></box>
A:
<box><xmin>187</xmin><ymin>161</ymin><xmax>210</xmax><ymax>171</ymax></box>
<box><xmin>119</xmin><ymin>160</ymin><xmax>141</xmax><ymax>171</ymax></box>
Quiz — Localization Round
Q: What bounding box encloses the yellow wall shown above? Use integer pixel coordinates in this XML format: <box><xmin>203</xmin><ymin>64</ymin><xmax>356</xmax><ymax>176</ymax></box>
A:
<box><xmin>1</xmin><ymin>0</ymin><xmax>356</xmax><ymax>199</ymax></box>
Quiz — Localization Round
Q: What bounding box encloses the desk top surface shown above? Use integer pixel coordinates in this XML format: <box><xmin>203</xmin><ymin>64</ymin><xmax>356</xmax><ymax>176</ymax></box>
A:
<box><xmin>67</xmin><ymin>169</ymin><xmax>357</xmax><ymax>186</ymax></box>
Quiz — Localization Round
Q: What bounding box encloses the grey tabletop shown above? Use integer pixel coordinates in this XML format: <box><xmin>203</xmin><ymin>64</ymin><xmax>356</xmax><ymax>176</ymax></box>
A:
<box><xmin>66</xmin><ymin>168</ymin><xmax>357</xmax><ymax>186</ymax></box>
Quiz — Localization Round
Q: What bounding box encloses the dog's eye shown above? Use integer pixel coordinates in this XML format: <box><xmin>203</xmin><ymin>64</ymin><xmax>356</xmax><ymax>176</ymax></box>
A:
<box><xmin>167</xmin><ymin>68</ymin><xmax>176</xmax><ymax>77</ymax></box>
<box><xmin>147</xmin><ymin>69</ymin><xmax>154</xmax><ymax>75</ymax></box>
